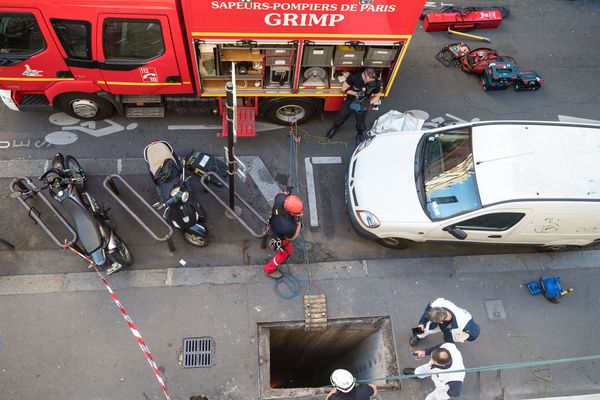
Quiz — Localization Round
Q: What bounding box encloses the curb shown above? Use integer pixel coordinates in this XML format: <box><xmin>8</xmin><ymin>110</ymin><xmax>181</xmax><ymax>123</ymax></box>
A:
<box><xmin>2</xmin><ymin>249</ymin><xmax>599</xmax><ymax>296</ymax></box>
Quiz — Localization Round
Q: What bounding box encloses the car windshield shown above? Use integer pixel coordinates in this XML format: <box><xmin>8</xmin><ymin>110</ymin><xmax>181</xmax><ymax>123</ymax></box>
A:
<box><xmin>417</xmin><ymin>128</ymin><xmax>481</xmax><ymax>220</ymax></box>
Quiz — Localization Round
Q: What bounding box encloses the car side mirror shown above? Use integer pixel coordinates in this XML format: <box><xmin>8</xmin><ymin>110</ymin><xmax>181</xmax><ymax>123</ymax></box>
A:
<box><xmin>443</xmin><ymin>226</ymin><xmax>468</xmax><ymax>240</ymax></box>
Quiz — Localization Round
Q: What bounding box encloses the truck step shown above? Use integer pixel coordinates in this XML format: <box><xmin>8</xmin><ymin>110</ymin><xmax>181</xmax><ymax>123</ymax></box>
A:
<box><xmin>220</xmin><ymin>106</ymin><xmax>256</xmax><ymax>138</ymax></box>
<box><xmin>121</xmin><ymin>94</ymin><xmax>162</xmax><ymax>104</ymax></box>
<box><xmin>165</xmin><ymin>95</ymin><xmax>218</xmax><ymax>113</ymax></box>
<box><xmin>19</xmin><ymin>94</ymin><xmax>51</xmax><ymax>112</ymax></box>
<box><xmin>126</xmin><ymin>106</ymin><xmax>165</xmax><ymax>118</ymax></box>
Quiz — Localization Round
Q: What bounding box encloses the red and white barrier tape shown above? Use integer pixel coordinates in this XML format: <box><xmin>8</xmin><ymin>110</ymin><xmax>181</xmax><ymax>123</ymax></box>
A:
<box><xmin>64</xmin><ymin>244</ymin><xmax>171</xmax><ymax>400</ymax></box>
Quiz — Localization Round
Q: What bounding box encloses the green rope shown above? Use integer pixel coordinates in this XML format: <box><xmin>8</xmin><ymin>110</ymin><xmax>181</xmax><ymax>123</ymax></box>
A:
<box><xmin>286</xmin><ymin>119</ymin><xmax>322</xmax><ymax>296</ymax></box>
<box><xmin>356</xmin><ymin>353</ymin><xmax>600</xmax><ymax>382</ymax></box>
<box><xmin>273</xmin><ymin>263</ymin><xmax>301</xmax><ymax>299</ymax></box>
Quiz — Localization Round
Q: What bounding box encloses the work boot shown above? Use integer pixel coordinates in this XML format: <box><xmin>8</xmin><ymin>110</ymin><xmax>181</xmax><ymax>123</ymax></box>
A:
<box><xmin>325</xmin><ymin>127</ymin><xmax>337</xmax><ymax>139</ymax></box>
<box><xmin>403</xmin><ymin>368</ymin><xmax>416</xmax><ymax>376</ymax></box>
<box><xmin>409</xmin><ymin>334</ymin><xmax>420</xmax><ymax>346</ymax></box>
<box><xmin>266</xmin><ymin>270</ymin><xmax>283</xmax><ymax>279</ymax></box>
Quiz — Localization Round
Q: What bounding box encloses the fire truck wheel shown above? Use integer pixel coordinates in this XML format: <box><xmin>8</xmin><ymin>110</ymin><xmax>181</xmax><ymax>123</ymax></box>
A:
<box><xmin>264</xmin><ymin>99</ymin><xmax>316</xmax><ymax>125</ymax></box>
<box><xmin>55</xmin><ymin>93</ymin><xmax>114</xmax><ymax>120</ymax></box>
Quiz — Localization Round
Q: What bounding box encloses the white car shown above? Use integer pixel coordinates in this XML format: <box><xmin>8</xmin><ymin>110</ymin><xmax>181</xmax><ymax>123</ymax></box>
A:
<box><xmin>346</xmin><ymin>120</ymin><xmax>600</xmax><ymax>249</ymax></box>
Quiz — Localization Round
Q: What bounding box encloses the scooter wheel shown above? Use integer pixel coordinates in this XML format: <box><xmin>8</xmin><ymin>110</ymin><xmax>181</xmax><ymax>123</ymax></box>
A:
<box><xmin>184</xmin><ymin>232</ymin><xmax>208</xmax><ymax>247</ymax></box>
<box><xmin>109</xmin><ymin>234</ymin><xmax>134</xmax><ymax>266</ymax></box>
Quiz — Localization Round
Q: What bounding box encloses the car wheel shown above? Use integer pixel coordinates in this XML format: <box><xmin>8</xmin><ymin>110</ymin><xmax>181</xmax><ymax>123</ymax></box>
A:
<box><xmin>537</xmin><ymin>244</ymin><xmax>579</xmax><ymax>252</ymax></box>
<box><xmin>55</xmin><ymin>92</ymin><xmax>114</xmax><ymax>120</ymax></box>
<box><xmin>376</xmin><ymin>237</ymin><xmax>412</xmax><ymax>249</ymax></box>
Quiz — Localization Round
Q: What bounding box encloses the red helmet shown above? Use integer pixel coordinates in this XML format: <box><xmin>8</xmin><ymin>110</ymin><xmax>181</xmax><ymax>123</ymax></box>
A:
<box><xmin>283</xmin><ymin>194</ymin><xmax>304</xmax><ymax>216</ymax></box>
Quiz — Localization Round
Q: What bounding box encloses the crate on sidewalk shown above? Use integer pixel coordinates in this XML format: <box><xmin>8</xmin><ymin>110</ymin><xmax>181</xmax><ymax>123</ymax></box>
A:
<box><xmin>304</xmin><ymin>294</ymin><xmax>327</xmax><ymax>330</ymax></box>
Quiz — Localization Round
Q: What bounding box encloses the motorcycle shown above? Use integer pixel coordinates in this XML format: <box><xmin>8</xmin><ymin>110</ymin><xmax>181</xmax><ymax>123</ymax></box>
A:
<box><xmin>143</xmin><ymin>140</ymin><xmax>209</xmax><ymax>247</ymax></box>
<box><xmin>39</xmin><ymin>153</ymin><xmax>133</xmax><ymax>274</ymax></box>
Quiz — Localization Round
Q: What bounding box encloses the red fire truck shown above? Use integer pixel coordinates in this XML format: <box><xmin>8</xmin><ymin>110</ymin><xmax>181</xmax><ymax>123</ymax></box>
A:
<box><xmin>0</xmin><ymin>0</ymin><xmax>425</xmax><ymax>127</ymax></box>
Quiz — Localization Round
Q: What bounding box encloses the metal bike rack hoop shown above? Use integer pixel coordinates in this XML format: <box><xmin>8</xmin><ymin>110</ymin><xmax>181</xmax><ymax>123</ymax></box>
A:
<box><xmin>102</xmin><ymin>174</ymin><xmax>175</xmax><ymax>252</ymax></box>
<box><xmin>200</xmin><ymin>172</ymin><xmax>268</xmax><ymax>238</ymax></box>
<box><xmin>9</xmin><ymin>177</ymin><xmax>78</xmax><ymax>248</ymax></box>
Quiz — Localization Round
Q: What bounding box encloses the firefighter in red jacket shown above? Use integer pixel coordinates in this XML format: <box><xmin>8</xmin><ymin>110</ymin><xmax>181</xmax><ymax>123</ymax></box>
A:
<box><xmin>263</xmin><ymin>192</ymin><xmax>303</xmax><ymax>279</ymax></box>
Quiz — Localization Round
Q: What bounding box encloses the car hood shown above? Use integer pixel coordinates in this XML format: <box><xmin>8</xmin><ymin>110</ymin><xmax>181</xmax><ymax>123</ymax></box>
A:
<box><xmin>351</xmin><ymin>133</ymin><xmax>431</xmax><ymax>223</ymax></box>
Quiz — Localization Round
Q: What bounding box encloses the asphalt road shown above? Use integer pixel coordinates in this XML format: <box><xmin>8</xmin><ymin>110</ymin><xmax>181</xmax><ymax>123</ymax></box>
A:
<box><xmin>1</xmin><ymin>0</ymin><xmax>599</xmax><ymax>275</ymax></box>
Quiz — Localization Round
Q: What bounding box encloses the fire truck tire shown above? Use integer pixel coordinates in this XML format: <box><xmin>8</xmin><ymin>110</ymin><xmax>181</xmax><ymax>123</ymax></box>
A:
<box><xmin>264</xmin><ymin>99</ymin><xmax>316</xmax><ymax>125</ymax></box>
<box><xmin>55</xmin><ymin>93</ymin><xmax>114</xmax><ymax>121</ymax></box>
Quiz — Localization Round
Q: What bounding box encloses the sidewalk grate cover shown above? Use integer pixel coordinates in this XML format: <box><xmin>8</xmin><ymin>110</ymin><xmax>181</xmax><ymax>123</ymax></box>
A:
<box><xmin>485</xmin><ymin>299</ymin><xmax>507</xmax><ymax>320</ymax></box>
<box><xmin>182</xmin><ymin>337</ymin><xmax>213</xmax><ymax>368</ymax></box>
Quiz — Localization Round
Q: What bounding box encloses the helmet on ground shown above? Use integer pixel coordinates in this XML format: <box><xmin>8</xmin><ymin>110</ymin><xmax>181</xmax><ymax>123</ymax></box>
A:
<box><xmin>283</xmin><ymin>194</ymin><xmax>304</xmax><ymax>216</ymax></box>
<box><xmin>330</xmin><ymin>369</ymin><xmax>355</xmax><ymax>393</ymax></box>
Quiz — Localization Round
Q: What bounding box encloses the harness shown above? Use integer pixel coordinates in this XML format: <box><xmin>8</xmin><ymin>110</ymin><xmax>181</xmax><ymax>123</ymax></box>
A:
<box><xmin>267</xmin><ymin>201</ymin><xmax>294</xmax><ymax>251</ymax></box>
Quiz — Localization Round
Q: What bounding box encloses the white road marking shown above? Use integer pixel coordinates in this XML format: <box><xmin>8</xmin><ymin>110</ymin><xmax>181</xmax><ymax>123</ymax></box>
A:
<box><xmin>49</xmin><ymin>112</ymin><xmax>80</xmax><ymax>126</ymax></box>
<box><xmin>167</xmin><ymin>125</ymin><xmax>221</xmax><ymax>130</ymax></box>
<box><xmin>44</xmin><ymin>131</ymin><xmax>78</xmax><ymax>145</ymax></box>
<box><xmin>239</xmin><ymin>156</ymin><xmax>281</xmax><ymax>204</ymax></box>
<box><xmin>62</xmin><ymin>119</ymin><xmax>125</xmax><ymax>137</ymax></box>
<box><xmin>167</xmin><ymin>122</ymin><xmax>282</xmax><ymax>133</ymax></box>
<box><xmin>558</xmin><ymin>115</ymin><xmax>600</xmax><ymax>124</ymax></box>
<box><xmin>445</xmin><ymin>113</ymin><xmax>468</xmax><ymax>123</ymax></box>
<box><xmin>44</xmin><ymin>114</ymin><xmax>139</xmax><ymax>144</ymax></box>
<box><xmin>305</xmin><ymin>156</ymin><xmax>342</xmax><ymax>227</ymax></box>
<box><xmin>305</xmin><ymin>158</ymin><xmax>316</xmax><ymax>227</ymax></box>
<box><xmin>254</xmin><ymin>121</ymin><xmax>285</xmax><ymax>132</ymax></box>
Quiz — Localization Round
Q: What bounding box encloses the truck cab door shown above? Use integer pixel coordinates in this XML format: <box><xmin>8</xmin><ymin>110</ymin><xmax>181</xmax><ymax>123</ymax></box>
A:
<box><xmin>0</xmin><ymin>8</ymin><xmax>71</xmax><ymax>92</ymax></box>
<box><xmin>97</xmin><ymin>14</ymin><xmax>186</xmax><ymax>95</ymax></box>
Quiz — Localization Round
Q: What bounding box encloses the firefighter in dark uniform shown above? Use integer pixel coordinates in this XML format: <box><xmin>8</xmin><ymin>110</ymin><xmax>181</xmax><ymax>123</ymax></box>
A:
<box><xmin>263</xmin><ymin>192</ymin><xmax>303</xmax><ymax>279</ymax></box>
<box><xmin>325</xmin><ymin>68</ymin><xmax>381</xmax><ymax>145</ymax></box>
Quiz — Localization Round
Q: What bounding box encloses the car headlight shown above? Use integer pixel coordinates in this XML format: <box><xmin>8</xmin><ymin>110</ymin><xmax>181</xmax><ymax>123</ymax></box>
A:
<box><xmin>356</xmin><ymin>210</ymin><xmax>380</xmax><ymax>228</ymax></box>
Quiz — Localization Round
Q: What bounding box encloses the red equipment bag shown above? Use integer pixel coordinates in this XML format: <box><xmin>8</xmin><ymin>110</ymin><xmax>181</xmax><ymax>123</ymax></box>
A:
<box><xmin>460</xmin><ymin>48</ymin><xmax>500</xmax><ymax>75</ymax></box>
<box><xmin>423</xmin><ymin>10</ymin><xmax>503</xmax><ymax>32</ymax></box>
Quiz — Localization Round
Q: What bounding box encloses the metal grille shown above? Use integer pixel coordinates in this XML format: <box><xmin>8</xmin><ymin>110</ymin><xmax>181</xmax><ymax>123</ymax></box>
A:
<box><xmin>182</xmin><ymin>337</ymin><xmax>213</xmax><ymax>368</ymax></box>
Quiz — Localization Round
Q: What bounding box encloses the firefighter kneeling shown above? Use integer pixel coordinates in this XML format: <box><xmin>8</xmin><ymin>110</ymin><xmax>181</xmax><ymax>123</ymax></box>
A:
<box><xmin>263</xmin><ymin>192</ymin><xmax>303</xmax><ymax>279</ymax></box>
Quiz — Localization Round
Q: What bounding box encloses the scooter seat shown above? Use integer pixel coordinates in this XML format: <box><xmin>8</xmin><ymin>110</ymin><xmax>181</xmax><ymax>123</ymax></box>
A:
<box><xmin>145</xmin><ymin>141</ymin><xmax>176</xmax><ymax>175</ymax></box>
<box><xmin>61</xmin><ymin>197</ymin><xmax>102</xmax><ymax>254</ymax></box>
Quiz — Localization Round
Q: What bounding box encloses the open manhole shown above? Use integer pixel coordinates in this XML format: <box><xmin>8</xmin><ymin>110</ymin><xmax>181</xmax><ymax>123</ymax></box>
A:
<box><xmin>258</xmin><ymin>316</ymin><xmax>399</xmax><ymax>399</ymax></box>
<box><xmin>182</xmin><ymin>337</ymin><xmax>213</xmax><ymax>368</ymax></box>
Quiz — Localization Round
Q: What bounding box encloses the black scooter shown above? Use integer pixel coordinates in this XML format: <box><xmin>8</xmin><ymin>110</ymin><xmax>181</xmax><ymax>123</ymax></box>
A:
<box><xmin>143</xmin><ymin>140</ymin><xmax>209</xmax><ymax>247</ymax></box>
<box><xmin>39</xmin><ymin>153</ymin><xmax>133</xmax><ymax>274</ymax></box>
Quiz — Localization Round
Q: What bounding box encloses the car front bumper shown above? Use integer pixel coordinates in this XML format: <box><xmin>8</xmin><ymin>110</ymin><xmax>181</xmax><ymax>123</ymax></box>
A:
<box><xmin>346</xmin><ymin>174</ymin><xmax>380</xmax><ymax>241</ymax></box>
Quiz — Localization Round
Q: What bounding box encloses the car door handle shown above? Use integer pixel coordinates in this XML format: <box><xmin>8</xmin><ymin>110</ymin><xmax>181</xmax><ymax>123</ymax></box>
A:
<box><xmin>488</xmin><ymin>235</ymin><xmax>502</xmax><ymax>238</ymax></box>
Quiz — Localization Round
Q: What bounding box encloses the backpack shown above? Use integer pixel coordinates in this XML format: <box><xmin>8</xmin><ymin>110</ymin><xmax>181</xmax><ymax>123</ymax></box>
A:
<box><xmin>460</xmin><ymin>48</ymin><xmax>500</xmax><ymax>75</ymax></box>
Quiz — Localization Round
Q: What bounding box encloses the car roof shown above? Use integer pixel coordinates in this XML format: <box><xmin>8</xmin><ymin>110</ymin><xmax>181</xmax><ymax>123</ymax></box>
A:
<box><xmin>472</xmin><ymin>122</ymin><xmax>600</xmax><ymax>205</ymax></box>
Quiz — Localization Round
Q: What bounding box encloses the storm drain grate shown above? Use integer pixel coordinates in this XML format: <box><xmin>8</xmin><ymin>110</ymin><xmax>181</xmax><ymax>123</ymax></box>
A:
<box><xmin>182</xmin><ymin>337</ymin><xmax>213</xmax><ymax>368</ymax></box>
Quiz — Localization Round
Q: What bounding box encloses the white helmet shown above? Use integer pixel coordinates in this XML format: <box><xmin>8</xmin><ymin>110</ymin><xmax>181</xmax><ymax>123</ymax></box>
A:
<box><xmin>330</xmin><ymin>369</ymin><xmax>356</xmax><ymax>393</ymax></box>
